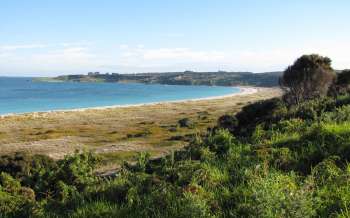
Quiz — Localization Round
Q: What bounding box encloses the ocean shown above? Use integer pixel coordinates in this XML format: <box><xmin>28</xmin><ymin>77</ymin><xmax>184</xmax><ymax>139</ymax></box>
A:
<box><xmin>0</xmin><ymin>77</ymin><xmax>240</xmax><ymax>115</ymax></box>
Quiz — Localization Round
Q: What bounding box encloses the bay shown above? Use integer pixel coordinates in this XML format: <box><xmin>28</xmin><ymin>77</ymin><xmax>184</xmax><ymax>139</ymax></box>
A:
<box><xmin>0</xmin><ymin>77</ymin><xmax>240</xmax><ymax>115</ymax></box>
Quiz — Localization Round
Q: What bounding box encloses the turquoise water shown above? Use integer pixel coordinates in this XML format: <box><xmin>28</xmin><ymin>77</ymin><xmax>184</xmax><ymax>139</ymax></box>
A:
<box><xmin>0</xmin><ymin>77</ymin><xmax>240</xmax><ymax>115</ymax></box>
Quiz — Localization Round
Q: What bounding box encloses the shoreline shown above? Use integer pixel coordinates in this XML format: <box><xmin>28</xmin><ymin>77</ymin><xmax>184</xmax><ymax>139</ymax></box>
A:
<box><xmin>0</xmin><ymin>86</ymin><xmax>258</xmax><ymax>118</ymax></box>
<box><xmin>0</xmin><ymin>87</ymin><xmax>280</xmax><ymax>161</ymax></box>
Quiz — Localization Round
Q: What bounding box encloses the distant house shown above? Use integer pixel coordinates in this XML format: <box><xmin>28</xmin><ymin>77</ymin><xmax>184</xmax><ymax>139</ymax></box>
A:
<box><xmin>87</xmin><ymin>72</ymin><xmax>100</xmax><ymax>76</ymax></box>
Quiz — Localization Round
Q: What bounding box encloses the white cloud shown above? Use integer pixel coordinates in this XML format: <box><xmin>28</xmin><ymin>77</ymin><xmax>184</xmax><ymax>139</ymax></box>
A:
<box><xmin>115</xmin><ymin>46</ymin><xmax>288</xmax><ymax>72</ymax></box>
<box><xmin>137</xmin><ymin>44</ymin><xmax>145</xmax><ymax>49</ymax></box>
<box><xmin>0</xmin><ymin>44</ymin><xmax>104</xmax><ymax>75</ymax></box>
<box><xmin>29</xmin><ymin>47</ymin><xmax>98</xmax><ymax>69</ymax></box>
<box><xmin>119</xmin><ymin>44</ymin><xmax>129</xmax><ymax>50</ymax></box>
<box><xmin>0</xmin><ymin>44</ymin><xmax>47</xmax><ymax>51</ymax></box>
<box><xmin>143</xmin><ymin>48</ymin><xmax>225</xmax><ymax>61</ymax></box>
<box><xmin>114</xmin><ymin>43</ymin><xmax>350</xmax><ymax>73</ymax></box>
<box><xmin>59</xmin><ymin>41</ymin><xmax>93</xmax><ymax>48</ymax></box>
<box><xmin>0</xmin><ymin>42</ymin><xmax>92</xmax><ymax>51</ymax></box>
<box><xmin>1</xmin><ymin>40</ymin><xmax>349</xmax><ymax>75</ymax></box>
<box><xmin>120</xmin><ymin>47</ymin><xmax>226</xmax><ymax>62</ymax></box>
<box><xmin>164</xmin><ymin>33</ymin><xmax>185</xmax><ymax>38</ymax></box>
<box><xmin>0</xmin><ymin>51</ymin><xmax>12</xmax><ymax>58</ymax></box>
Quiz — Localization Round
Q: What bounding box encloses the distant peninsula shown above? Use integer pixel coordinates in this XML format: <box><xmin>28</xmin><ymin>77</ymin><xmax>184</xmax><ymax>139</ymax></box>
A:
<box><xmin>36</xmin><ymin>71</ymin><xmax>282</xmax><ymax>87</ymax></box>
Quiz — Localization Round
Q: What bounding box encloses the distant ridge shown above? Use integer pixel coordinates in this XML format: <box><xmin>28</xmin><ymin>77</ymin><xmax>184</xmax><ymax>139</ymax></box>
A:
<box><xmin>36</xmin><ymin>71</ymin><xmax>283</xmax><ymax>87</ymax></box>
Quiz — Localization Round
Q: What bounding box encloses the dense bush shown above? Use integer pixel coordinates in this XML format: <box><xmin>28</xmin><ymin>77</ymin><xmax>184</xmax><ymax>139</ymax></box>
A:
<box><xmin>217</xmin><ymin>115</ymin><xmax>238</xmax><ymax>133</ymax></box>
<box><xmin>280</xmin><ymin>54</ymin><xmax>336</xmax><ymax>104</ymax></box>
<box><xmin>217</xmin><ymin>97</ymin><xmax>286</xmax><ymax>137</ymax></box>
<box><xmin>178</xmin><ymin>118</ymin><xmax>195</xmax><ymax>128</ymax></box>
<box><xmin>331</xmin><ymin>69</ymin><xmax>350</xmax><ymax>96</ymax></box>
<box><xmin>0</xmin><ymin>152</ymin><xmax>57</xmax><ymax>181</ymax></box>
<box><xmin>0</xmin><ymin>172</ymin><xmax>35</xmax><ymax>217</ymax></box>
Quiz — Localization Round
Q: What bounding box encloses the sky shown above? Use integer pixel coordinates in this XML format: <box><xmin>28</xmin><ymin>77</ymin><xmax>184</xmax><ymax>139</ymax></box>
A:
<box><xmin>0</xmin><ymin>0</ymin><xmax>349</xmax><ymax>76</ymax></box>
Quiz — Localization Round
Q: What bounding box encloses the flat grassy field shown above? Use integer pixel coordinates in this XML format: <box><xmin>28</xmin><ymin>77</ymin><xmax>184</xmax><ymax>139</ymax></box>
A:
<box><xmin>0</xmin><ymin>87</ymin><xmax>281</xmax><ymax>171</ymax></box>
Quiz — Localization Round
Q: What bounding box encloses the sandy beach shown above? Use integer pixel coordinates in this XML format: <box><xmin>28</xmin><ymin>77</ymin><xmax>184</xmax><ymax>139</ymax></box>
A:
<box><xmin>0</xmin><ymin>86</ymin><xmax>281</xmax><ymax>170</ymax></box>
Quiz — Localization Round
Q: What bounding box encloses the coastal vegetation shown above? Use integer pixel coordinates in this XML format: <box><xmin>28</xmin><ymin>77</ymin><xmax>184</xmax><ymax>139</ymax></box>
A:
<box><xmin>1</xmin><ymin>54</ymin><xmax>350</xmax><ymax>217</ymax></box>
<box><xmin>36</xmin><ymin>71</ymin><xmax>282</xmax><ymax>87</ymax></box>
<box><xmin>279</xmin><ymin>54</ymin><xmax>336</xmax><ymax>104</ymax></box>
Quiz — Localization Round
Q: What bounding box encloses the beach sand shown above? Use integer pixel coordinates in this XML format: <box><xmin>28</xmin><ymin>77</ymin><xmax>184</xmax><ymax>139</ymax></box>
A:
<box><xmin>0</xmin><ymin>86</ymin><xmax>281</xmax><ymax>170</ymax></box>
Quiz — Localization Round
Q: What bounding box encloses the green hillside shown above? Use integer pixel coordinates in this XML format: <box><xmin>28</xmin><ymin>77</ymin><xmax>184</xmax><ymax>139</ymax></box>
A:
<box><xmin>36</xmin><ymin>71</ymin><xmax>282</xmax><ymax>87</ymax></box>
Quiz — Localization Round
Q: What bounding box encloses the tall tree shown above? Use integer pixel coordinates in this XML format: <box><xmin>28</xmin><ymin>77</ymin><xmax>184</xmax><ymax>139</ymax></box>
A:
<box><xmin>336</xmin><ymin>70</ymin><xmax>350</xmax><ymax>86</ymax></box>
<box><xmin>280</xmin><ymin>54</ymin><xmax>335</xmax><ymax>104</ymax></box>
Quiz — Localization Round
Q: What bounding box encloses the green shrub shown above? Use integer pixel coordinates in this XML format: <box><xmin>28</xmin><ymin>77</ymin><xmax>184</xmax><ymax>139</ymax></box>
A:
<box><xmin>227</xmin><ymin>97</ymin><xmax>286</xmax><ymax>137</ymax></box>
<box><xmin>69</xmin><ymin>201</ymin><xmax>121</xmax><ymax>218</ymax></box>
<box><xmin>248</xmin><ymin>172</ymin><xmax>316</xmax><ymax>217</ymax></box>
<box><xmin>311</xmin><ymin>161</ymin><xmax>350</xmax><ymax>217</ymax></box>
<box><xmin>217</xmin><ymin>115</ymin><xmax>238</xmax><ymax>133</ymax></box>
<box><xmin>54</xmin><ymin>151</ymin><xmax>100</xmax><ymax>192</ymax></box>
<box><xmin>0</xmin><ymin>152</ymin><xmax>57</xmax><ymax>183</ymax></box>
<box><xmin>0</xmin><ymin>173</ymin><xmax>36</xmax><ymax>217</ymax></box>
<box><xmin>205</xmin><ymin>129</ymin><xmax>236</xmax><ymax>156</ymax></box>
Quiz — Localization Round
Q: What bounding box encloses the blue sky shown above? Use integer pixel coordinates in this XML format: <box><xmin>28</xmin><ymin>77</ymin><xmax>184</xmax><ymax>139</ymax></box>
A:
<box><xmin>1</xmin><ymin>0</ymin><xmax>349</xmax><ymax>76</ymax></box>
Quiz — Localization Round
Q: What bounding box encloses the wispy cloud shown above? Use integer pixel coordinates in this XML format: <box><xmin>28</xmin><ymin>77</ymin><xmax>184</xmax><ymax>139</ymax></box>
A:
<box><xmin>114</xmin><ymin>43</ymin><xmax>350</xmax><ymax>73</ymax></box>
<box><xmin>0</xmin><ymin>42</ymin><xmax>92</xmax><ymax>51</ymax></box>
<box><xmin>120</xmin><ymin>46</ymin><xmax>226</xmax><ymax>62</ymax></box>
<box><xmin>119</xmin><ymin>44</ymin><xmax>129</xmax><ymax>50</ymax></box>
<box><xmin>115</xmin><ymin>46</ymin><xmax>287</xmax><ymax>72</ymax></box>
<box><xmin>164</xmin><ymin>33</ymin><xmax>185</xmax><ymax>38</ymax></box>
<box><xmin>27</xmin><ymin>46</ymin><xmax>102</xmax><ymax>73</ymax></box>
<box><xmin>59</xmin><ymin>41</ymin><xmax>93</xmax><ymax>48</ymax></box>
<box><xmin>0</xmin><ymin>43</ymin><xmax>104</xmax><ymax>75</ymax></box>
<box><xmin>143</xmin><ymin>48</ymin><xmax>225</xmax><ymax>61</ymax></box>
<box><xmin>0</xmin><ymin>44</ymin><xmax>48</xmax><ymax>51</ymax></box>
<box><xmin>1</xmin><ymin>41</ymin><xmax>349</xmax><ymax>76</ymax></box>
<box><xmin>32</xmin><ymin>47</ymin><xmax>95</xmax><ymax>63</ymax></box>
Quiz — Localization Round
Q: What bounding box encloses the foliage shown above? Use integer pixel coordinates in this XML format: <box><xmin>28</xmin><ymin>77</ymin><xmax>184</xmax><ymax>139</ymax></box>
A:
<box><xmin>0</xmin><ymin>172</ymin><xmax>36</xmax><ymax>217</ymax></box>
<box><xmin>217</xmin><ymin>97</ymin><xmax>287</xmax><ymax>137</ymax></box>
<box><xmin>330</xmin><ymin>70</ymin><xmax>350</xmax><ymax>96</ymax></box>
<box><xmin>217</xmin><ymin>115</ymin><xmax>238</xmax><ymax>133</ymax></box>
<box><xmin>280</xmin><ymin>54</ymin><xmax>336</xmax><ymax>104</ymax></box>
<box><xmin>0</xmin><ymin>152</ymin><xmax>57</xmax><ymax>182</ymax></box>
